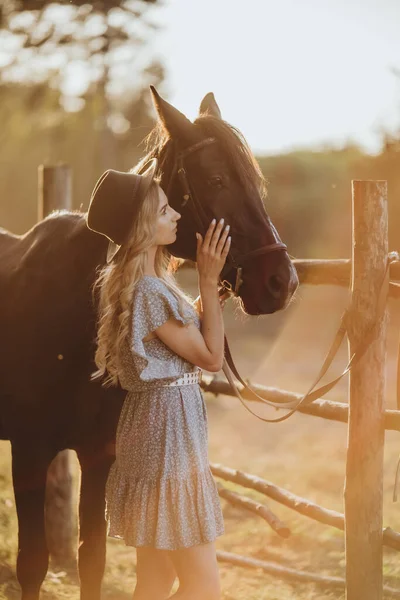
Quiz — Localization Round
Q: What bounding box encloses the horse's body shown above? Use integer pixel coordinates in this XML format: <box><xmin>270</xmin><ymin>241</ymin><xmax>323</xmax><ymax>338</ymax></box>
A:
<box><xmin>0</xmin><ymin>215</ymin><xmax>117</xmax><ymax>446</ymax></box>
<box><xmin>0</xmin><ymin>215</ymin><xmax>122</xmax><ymax>599</ymax></box>
<box><xmin>0</xmin><ymin>89</ymin><xmax>298</xmax><ymax>600</ymax></box>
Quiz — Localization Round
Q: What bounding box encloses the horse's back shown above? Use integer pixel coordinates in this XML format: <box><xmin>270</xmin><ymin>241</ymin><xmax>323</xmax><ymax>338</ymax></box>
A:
<box><xmin>0</xmin><ymin>210</ymin><xmax>93</xmax><ymax>273</ymax></box>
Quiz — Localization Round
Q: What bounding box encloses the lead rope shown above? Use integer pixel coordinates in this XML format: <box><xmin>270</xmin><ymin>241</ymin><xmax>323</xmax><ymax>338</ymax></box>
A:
<box><xmin>220</xmin><ymin>254</ymin><xmax>396</xmax><ymax>425</ymax></box>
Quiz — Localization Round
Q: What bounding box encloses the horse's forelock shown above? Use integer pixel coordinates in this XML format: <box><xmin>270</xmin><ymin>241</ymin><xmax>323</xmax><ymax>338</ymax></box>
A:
<box><xmin>193</xmin><ymin>116</ymin><xmax>267</xmax><ymax>199</ymax></box>
<box><xmin>133</xmin><ymin>116</ymin><xmax>267</xmax><ymax>203</ymax></box>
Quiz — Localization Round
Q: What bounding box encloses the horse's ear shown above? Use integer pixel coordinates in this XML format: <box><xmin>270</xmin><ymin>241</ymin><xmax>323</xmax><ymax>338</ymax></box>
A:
<box><xmin>199</xmin><ymin>92</ymin><xmax>222</xmax><ymax>119</ymax></box>
<box><xmin>150</xmin><ymin>86</ymin><xmax>197</xmax><ymax>145</ymax></box>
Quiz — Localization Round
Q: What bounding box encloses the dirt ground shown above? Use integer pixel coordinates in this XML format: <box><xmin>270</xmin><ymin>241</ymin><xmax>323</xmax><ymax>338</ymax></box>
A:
<box><xmin>1</xmin><ymin>272</ymin><xmax>400</xmax><ymax>599</ymax></box>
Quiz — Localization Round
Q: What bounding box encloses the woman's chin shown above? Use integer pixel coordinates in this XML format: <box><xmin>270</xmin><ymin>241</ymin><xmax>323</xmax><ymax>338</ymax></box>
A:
<box><xmin>165</xmin><ymin>233</ymin><xmax>177</xmax><ymax>246</ymax></box>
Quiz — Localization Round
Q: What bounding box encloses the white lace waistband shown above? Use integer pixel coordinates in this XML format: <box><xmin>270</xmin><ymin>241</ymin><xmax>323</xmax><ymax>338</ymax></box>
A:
<box><xmin>128</xmin><ymin>369</ymin><xmax>203</xmax><ymax>393</ymax></box>
<box><xmin>163</xmin><ymin>369</ymin><xmax>202</xmax><ymax>387</ymax></box>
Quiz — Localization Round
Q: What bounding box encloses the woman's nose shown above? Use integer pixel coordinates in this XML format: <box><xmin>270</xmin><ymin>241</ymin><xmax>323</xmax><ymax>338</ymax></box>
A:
<box><xmin>175</xmin><ymin>211</ymin><xmax>181</xmax><ymax>221</ymax></box>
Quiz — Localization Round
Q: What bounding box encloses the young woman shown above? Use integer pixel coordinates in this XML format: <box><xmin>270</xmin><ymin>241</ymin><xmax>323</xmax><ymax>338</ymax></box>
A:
<box><xmin>86</xmin><ymin>158</ymin><xmax>231</xmax><ymax>600</ymax></box>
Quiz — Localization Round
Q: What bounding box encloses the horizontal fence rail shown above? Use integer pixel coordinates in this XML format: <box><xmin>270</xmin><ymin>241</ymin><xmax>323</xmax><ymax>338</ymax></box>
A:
<box><xmin>217</xmin><ymin>481</ymin><xmax>291</xmax><ymax>538</ymax></box>
<box><xmin>201</xmin><ymin>375</ymin><xmax>400</xmax><ymax>431</ymax></box>
<box><xmin>211</xmin><ymin>463</ymin><xmax>400</xmax><ymax>553</ymax></box>
<box><xmin>215</xmin><ymin>553</ymin><xmax>400</xmax><ymax>598</ymax></box>
<box><xmin>293</xmin><ymin>259</ymin><xmax>400</xmax><ymax>298</ymax></box>
<box><xmin>216</xmin><ymin>550</ymin><xmax>350</xmax><ymax>593</ymax></box>
<box><xmin>182</xmin><ymin>258</ymin><xmax>400</xmax><ymax>297</ymax></box>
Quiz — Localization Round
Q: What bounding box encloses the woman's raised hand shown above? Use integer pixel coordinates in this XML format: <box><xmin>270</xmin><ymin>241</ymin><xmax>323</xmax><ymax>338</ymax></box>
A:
<box><xmin>196</xmin><ymin>218</ymin><xmax>231</xmax><ymax>284</ymax></box>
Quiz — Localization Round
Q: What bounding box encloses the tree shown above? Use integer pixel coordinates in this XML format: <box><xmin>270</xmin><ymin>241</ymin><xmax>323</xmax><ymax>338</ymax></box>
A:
<box><xmin>0</xmin><ymin>0</ymin><xmax>164</xmax><ymax>169</ymax></box>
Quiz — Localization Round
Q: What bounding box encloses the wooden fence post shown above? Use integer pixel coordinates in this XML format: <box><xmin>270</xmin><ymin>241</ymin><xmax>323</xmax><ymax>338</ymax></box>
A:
<box><xmin>38</xmin><ymin>164</ymin><xmax>76</xmax><ymax>566</ymax></box>
<box><xmin>344</xmin><ymin>180</ymin><xmax>388</xmax><ymax>600</ymax></box>
<box><xmin>38</xmin><ymin>163</ymin><xmax>73</xmax><ymax>221</ymax></box>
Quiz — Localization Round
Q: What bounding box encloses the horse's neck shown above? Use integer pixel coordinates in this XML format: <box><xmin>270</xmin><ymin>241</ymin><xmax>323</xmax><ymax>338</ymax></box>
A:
<box><xmin>0</xmin><ymin>213</ymin><xmax>107</xmax><ymax>277</ymax></box>
<box><xmin>0</xmin><ymin>228</ymin><xmax>21</xmax><ymax>260</ymax></box>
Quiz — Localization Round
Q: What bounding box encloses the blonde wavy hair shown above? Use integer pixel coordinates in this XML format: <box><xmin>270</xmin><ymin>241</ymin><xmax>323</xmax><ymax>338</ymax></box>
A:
<box><xmin>91</xmin><ymin>179</ymin><xmax>197</xmax><ymax>387</ymax></box>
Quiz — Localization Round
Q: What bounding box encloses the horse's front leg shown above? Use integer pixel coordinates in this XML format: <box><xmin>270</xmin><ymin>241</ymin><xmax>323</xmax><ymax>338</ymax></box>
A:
<box><xmin>76</xmin><ymin>446</ymin><xmax>114</xmax><ymax>600</ymax></box>
<box><xmin>11</xmin><ymin>440</ymin><xmax>54</xmax><ymax>600</ymax></box>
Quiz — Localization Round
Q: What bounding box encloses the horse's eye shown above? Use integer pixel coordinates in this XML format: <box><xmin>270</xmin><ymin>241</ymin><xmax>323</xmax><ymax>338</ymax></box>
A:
<box><xmin>208</xmin><ymin>176</ymin><xmax>223</xmax><ymax>189</ymax></box>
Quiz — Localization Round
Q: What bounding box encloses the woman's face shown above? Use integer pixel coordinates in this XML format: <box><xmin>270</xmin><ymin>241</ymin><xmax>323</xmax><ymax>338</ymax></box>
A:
<box><xmin>153</xmin><ymin>186</ymin><xmax>181</xmax><ymax>246</ymax></box>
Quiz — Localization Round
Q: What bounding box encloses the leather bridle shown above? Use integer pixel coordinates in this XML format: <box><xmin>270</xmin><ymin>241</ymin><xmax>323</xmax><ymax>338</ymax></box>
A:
<box><xmin>171</xmin><ymin>137</ymin><xmax>288</xmax><ymax>296</ymax></box>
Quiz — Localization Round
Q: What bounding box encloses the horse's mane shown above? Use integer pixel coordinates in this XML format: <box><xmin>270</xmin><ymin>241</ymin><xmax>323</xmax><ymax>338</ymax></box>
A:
<box><xmin>136</xmin><ymin>116</ymin><xmax>268</xmax><ymax>199</ymax></box>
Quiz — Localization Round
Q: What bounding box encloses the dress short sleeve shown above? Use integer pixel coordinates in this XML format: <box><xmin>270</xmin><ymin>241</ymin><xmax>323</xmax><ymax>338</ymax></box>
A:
<box><xmin>129</xmin><ymin>276</ymin><xmax>199</xmax><ymax>382</ymax></box>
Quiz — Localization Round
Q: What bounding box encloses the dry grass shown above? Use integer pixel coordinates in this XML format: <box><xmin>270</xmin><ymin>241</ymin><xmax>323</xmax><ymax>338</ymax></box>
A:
<box><xmin>1</xmin><ymin>276</ymin><xmax>400</xmax><ymax>599</ymax></box>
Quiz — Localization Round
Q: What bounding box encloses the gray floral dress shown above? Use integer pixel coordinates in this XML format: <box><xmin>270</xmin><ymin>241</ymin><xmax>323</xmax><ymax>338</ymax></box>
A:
<box><xmin>105</xmin><ymin>275</ymin><xmax>224</xmax><ymax>550</ymax></box>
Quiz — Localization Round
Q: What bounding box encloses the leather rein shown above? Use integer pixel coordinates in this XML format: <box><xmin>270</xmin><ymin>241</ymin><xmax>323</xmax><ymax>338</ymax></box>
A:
<box><xmin>169</xmin><ymin>137</ymin><xmax>400</xmax><ymax>427</ymax></box>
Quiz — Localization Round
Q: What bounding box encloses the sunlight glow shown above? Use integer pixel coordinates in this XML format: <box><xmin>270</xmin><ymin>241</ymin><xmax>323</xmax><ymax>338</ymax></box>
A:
<box><xmin>149</xmin><ymin>0</ymin><xmax>400</xmax><ymax>154</ymax></box>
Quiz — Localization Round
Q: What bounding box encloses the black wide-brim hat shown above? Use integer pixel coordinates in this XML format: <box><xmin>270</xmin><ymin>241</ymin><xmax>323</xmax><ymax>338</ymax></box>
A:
<box><xmin>86</xmin><ymin>158</ymin><xmax>158</xmax><ymax>263</ymax></box>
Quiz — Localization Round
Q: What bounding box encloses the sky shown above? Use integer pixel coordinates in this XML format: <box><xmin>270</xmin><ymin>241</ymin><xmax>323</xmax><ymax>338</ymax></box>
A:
<box><xmin>148</xmin><ymin>0</ymin><xmax>400</xmax><ymax>155</ymax></box>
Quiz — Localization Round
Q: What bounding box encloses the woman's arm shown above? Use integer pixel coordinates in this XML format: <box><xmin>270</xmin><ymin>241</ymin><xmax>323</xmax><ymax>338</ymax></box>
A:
<box><xmin>154</xmin><ymin>218</ymin><xmax>231</xmax><ymax>372</ymax></box>
<box><xmin>153</xmin><ymin>316</ymin><xmax>222</xmax><ymax>372</ymax></box>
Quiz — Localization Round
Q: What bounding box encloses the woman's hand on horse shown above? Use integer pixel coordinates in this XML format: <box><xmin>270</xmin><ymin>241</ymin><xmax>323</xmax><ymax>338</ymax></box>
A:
<box><xmin>196</xmin><ymin>218</ymin><xmax>231</xmax><ymax>284</ymax></box>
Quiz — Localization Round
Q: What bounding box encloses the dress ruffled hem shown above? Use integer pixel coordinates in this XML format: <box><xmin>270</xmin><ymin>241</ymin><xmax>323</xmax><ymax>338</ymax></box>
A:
<box><xmin>105</xmin><ymin>465</ymin><xmax>225</xmax><ymax>550</ymax></box>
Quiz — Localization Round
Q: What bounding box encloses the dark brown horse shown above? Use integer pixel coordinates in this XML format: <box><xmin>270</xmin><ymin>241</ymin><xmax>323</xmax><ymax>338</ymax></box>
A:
<box><xmin>0</xmin><ymin>87</ymin><xmax>298</xmax><ymax>600</ymax></box>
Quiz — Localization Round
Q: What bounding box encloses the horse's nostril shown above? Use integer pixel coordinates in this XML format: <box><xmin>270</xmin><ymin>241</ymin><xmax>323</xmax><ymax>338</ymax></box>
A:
<box><xmin>267</xmin><ymin>275</ymin><xmax>282</xmax><ymax>299</ymax></box>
